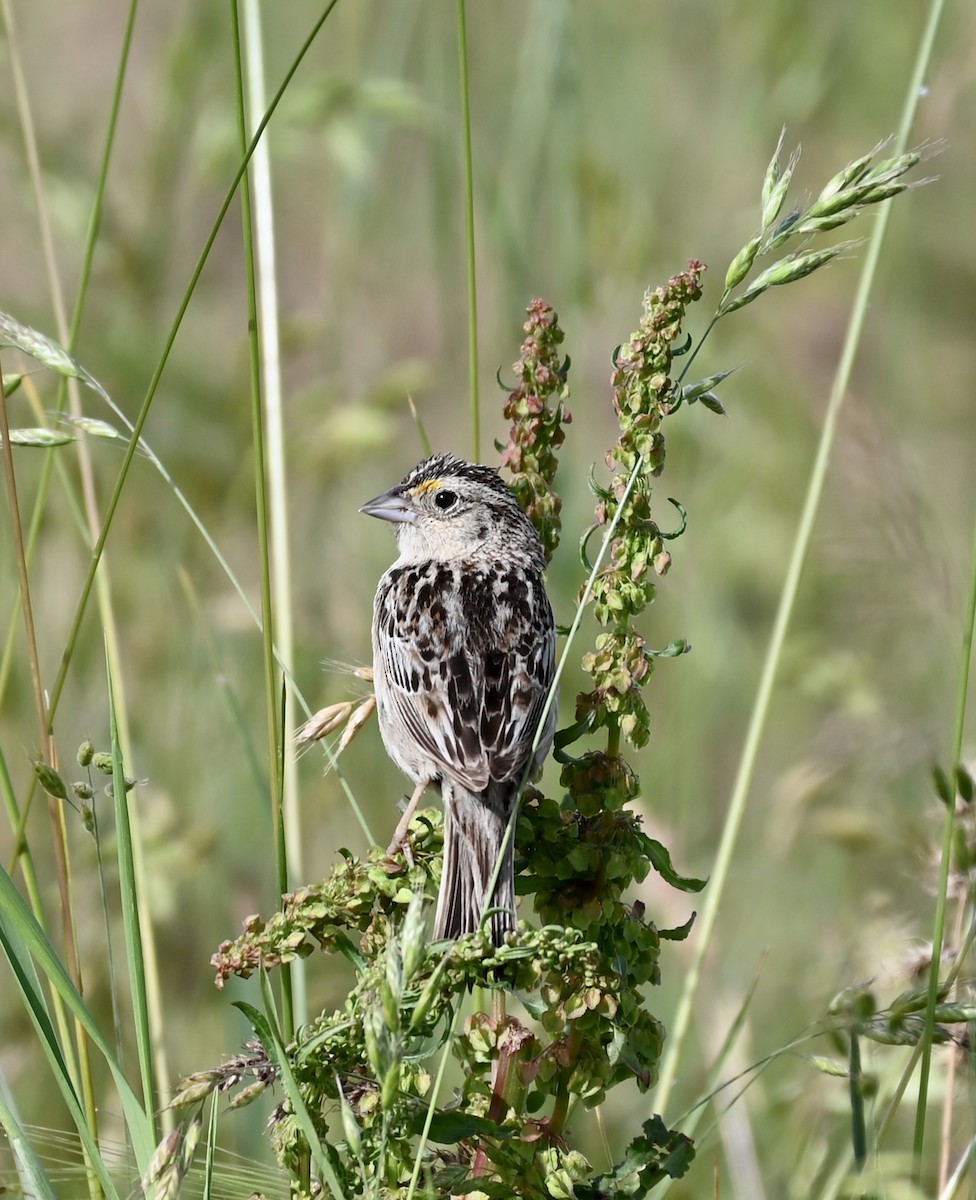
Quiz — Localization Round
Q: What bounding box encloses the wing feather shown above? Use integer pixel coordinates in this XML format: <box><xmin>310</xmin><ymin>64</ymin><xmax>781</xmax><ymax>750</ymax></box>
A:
<box><xmin>374</xmin><ymin>560</ymin><xmax>555</xmax><ymax>794</ymax></box>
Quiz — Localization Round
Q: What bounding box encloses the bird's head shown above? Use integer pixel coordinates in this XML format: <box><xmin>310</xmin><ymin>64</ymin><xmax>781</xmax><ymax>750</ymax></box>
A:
<box><xmin>360</xmin><ymin>453</ymin><xmax>542</xmax><ymax>566</ymax></box>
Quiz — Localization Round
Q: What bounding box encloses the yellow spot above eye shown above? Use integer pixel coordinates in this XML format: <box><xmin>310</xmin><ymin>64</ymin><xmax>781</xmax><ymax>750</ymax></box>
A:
<box><xmin>413</xmin><ymin>479</ymin><xmax>444</xmax><ymax>496</ymax></box>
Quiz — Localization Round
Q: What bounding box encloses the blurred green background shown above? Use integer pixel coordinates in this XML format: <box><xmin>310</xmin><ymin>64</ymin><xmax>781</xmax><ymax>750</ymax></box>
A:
<box><xmin>2</xmin><ymin>0</ymin><xmax>975</xmax><ymax>1193</ymax></box>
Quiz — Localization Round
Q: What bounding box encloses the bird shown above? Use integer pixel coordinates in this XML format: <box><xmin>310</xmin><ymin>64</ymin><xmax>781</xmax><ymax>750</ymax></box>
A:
<box><xmin>361</xmin><ymin>452</ymin><xmax>557</xmax><ymax>944</ymax></box>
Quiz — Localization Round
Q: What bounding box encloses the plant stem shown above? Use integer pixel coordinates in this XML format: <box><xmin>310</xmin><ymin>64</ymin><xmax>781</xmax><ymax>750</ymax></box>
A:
<box><xmin>230</xmin><ymin>0</ymin><xmax>293</xmax><ymax>1041</ymax></box>
<box><xmin>849</xmin><ymin>1033</ymin><xmax>867</xmax><ymax>1173</ymax></box>
<box><xmin>44</xmin><ymin>0</ymin><xmax>338</xmax><ymax>735</ymax></box>
<box><xmin>550</xmin><ymin>1027</ymin><xmax>582</xmax><ymax>1136</ymax></box>
<box><xmin>455</xmin><ymin>0</ymin><xmax>480</xmax><ymax>461</ymax></box>
<box><xmin>0</xmin><ymin>375</ymin><xmax>46</xmax><ymax>748</ymax></box>
<box><xmin>652</xmin><ymin>14</ymin><xmax>940</xmax><ymax>1112</ymax></box>
<box><xmin>242</xmin><ymin>0</ymin><xmax>305</xmax><ymax>986</ymax></box>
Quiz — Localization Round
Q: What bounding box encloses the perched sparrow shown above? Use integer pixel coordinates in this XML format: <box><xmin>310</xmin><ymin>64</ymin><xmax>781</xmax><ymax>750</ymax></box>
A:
<box><xmin>361</xmin><ymin>453</ymin><xmax>557</xmax><ymax>943</ymax></box>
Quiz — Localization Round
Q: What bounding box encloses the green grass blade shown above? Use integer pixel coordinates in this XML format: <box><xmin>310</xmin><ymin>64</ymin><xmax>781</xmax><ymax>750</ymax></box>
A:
<box><xmin>0</xmin><ymin>864</ymin><xmax>154</xmax><ymax>1180</ymax></box>
<box><xmin>65</xmin><ymin>0</ymin><xmax>139</xmax><ymax>352</ymax></box>
<box><xmin>0</xmin><ymin>887</ymin><xmax>123</xmax><ymax>1200</ymax></box>
<box><xmin>652</xmin><ymin>1</ymin><xmax>947</xmax><ymax>1118</ymax></box>
<box><xmin>0</xmin><ymin>1084</ymin><xmax>58</xmax><ymax>1200</ymax></box>
<box><xmin>44</xmin><ymin>0</ymin><xmax>341</xmax><ymax>733</ymax></box>
<box><xmin>237</xmin><ymin>984</ymin><xmax>348</xmax><ymax>1200</ymax></box>
<box><xmin>106</xmin><ymin>655</ymin><xmax>158</xmax><ymax>1138</ymax></box>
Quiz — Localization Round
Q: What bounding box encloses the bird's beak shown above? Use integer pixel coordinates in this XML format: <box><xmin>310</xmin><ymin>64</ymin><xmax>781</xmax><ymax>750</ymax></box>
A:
<box><xmin>359</xmin><ymin>487</ymin><xmax>418</xmax><ymax>524</ymax></box>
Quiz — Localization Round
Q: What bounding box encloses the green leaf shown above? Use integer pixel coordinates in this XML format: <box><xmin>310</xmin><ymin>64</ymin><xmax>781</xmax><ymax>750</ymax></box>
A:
<box><xmin>333</xmin><ymin>930</ymin><xmax>367</xmax><ymax>972</ymax></box>
<box><xmin>932</xmin><ymin>764</ymin><xmax>953</xmax><ymax>805</ymax></box>
<box><xmin>642</xmin><ymin>838</ymin><xmax>706</xmax><ymax>892</ymax></box>
<box><xmin>955</xmin><ymin>764</ymin><xmax>974</xmax><ymax>804</ymax></box>
<box><xmin>646</xmin><ymin>639</ymin><xmax>692</xmax><ymax>659</ymax></box>
<box><xmin>658</xmin><ymin>912</ymin><xmax>696</xmax><ymax>942</ymax></box>
<box><xmin>421</xmin><ymin>1110</ymin><xmax>515</xmax><ymax>1145</ymax></box>
<box><xmin>0</xmin><ymin>1088</ymin><xmax>60</xmax><ymax>1200</ymax></box>
<box><xmin>579</xmin><ymin>1116</ymin><xmax>695</xmax><ymax>1198</ymax></box>
<box><xmin>553</xmin><ymin>711</ymin><xmax>598</xmax><ymax>758</ymax></box>
<box><xmin>514</xmin><ymin>988</ymin><xmax>548</xmax><ymax>1019</ymax></box>
<box><xmin>107</xmin><ymin>666</ymin><xmax>157</xmax><ymax>1128</ymax></box>
<box><xmin>0</xmin><ymin>865</ymin><xmax>149</xmax><ymax>1190</ymax></box>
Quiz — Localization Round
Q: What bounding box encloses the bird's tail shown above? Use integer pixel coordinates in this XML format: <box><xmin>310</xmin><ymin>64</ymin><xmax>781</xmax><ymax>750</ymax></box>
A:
<box><xmin>434</xmin><ymin>781</ymin><xmax>515</xmax><ymax>944</ymax></box>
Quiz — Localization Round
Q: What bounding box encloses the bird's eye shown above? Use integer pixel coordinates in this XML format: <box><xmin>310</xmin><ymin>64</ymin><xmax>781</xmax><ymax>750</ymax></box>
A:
<box><xmin>434</xmin><ymin>489</ymin><xmax>458</xmax><ymax>511</ymax></box>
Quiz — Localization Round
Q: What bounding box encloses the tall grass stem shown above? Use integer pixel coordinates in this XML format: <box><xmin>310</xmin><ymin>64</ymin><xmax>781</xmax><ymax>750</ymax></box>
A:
<box><xmin>455</xmin><ymin>0</ymin><xmax>480</xmax><ymax>460</ymax></box>
<box><xmin>652</xmin><ymin>0</ymin><xmax>946</xmax><ymax>1118</ymax></box>
<box><xmin>106</xmin><ymin>660</ymin><xmax>158</xmax><ymax>1140</ymax></box>
<box><xmin>44</xmin><ymin>0</ymin><xmax>338</xmax><ymax>734</ymax></box>
<box><xmin>242</xmin><ymin>1</ymin><xmax>305</xmax><ymax>1019</ymax></box>
<box><xmin>230</xmin><ymin>0</ymin><xmax>294</xmax><ymax>1041</ymax></box>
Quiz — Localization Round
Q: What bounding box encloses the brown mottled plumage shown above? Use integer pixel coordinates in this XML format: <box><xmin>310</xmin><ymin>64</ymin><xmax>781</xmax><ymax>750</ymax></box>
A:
<box><xmin>361</xmin><ymin>453</ymin><xmax>556</xmax><ymax>943</ymax></box>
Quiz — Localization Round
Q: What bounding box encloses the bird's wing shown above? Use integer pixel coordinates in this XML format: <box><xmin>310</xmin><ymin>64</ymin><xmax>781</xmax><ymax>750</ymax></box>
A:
<box><xmin>375</xmin><ymin>562</ymin><xmax>555</xmax><ymax>793</ymax></box>
<box><xmin>375</xmin><ymin>562</ymin><xmax>491</xmax><ymax>792</ymax></box>
<box><xmin>475</xmin><ymin>569</ymin><xmax>556</xmax><ymax>785</ymax></box>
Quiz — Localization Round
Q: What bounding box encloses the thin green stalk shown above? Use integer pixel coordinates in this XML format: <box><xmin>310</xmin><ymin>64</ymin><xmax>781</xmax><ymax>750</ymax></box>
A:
<box><xmin>250</xmin><ymin>975</ymin><xmax>346</xmax><ymax>1199</ymax></box>
<box><xmin>864</xmin><ymin>914</ymin><xmax>976</xmax><ymax>1177</ymax></box>
<box><xmin>0</xmin><ymin>375</ymin><xmax>47</xmax><ymax>748</ymax></box>
<box><xmin>0</xmin><ymin>749</ymin><xmax>82</xmax><ymax>1148</ymax></box>
<box><xmin>3</xmin><ymin>4</ymin><xmax>337</xmax><ymax>1134</ymax></box>
<box><xmin>66</xmin><ymin>0</ymin><xmax>139</xmax><ymax>351</ymax></box>
<box><xmin>242</xmin><ymin>0</ymin><xmax>306</xmax><ymax>1026</ymax></box>
<box><xmin>936</xmin><ymin>900</ymin><xmax>969</xmax><ymax>1191</ymax></box>
<box><xmin>882</xmin><ymin>0</ymin><xmax>952</xmax><ymax>1176</ymax></box>
<box><xmin>455</xmin><ymin>0</ymin><xmax>480</xmax><ymax>460</ymax></box>
<box><xmin>45</xmin><ymin>389</ymin><xmax>372</xmax><ymax>844</ymax></box>
<box><xmin>0</xmin><ymin>0</ymin><xmax>70</xmax><ymax>343</ymax></box>
<box><xmin>0</xmin><ymin>0</ymin><xmax>139</xmax><ymax>727</ymax></box>
<box><xmin>35</xmin><ymin>6</ymin><xmax>338</xmax><ymax>823</ymax></box>
<box><xmin>230</xmin><ymin>0</ymin><xmax>293</xmax><ymax>1041</ymax></box>
<box><xmin>106</xmin><ymin>658</ymin><xmax>158</xmax><ymax>1141</ymax></box>
<box><xmin>0</xmin><ymin>0</ymin><xmax>136</xmax><ymax>730</ymax></box>
<box><xmin>0</xmin><ymin>14</ymin><xmax>105</xmax><ymax>1140</ymax></box>
<box><xmin>941</xmin><ymin>1132</ymin><xmax>976</xmax><ymax>1200</ymax></box>
<box><xmin>652</xmin><ymin>0</ymin><xmax>944</xmax><ymax>1115</ymax></box>
<box><xmin>914</xmin><ymin>502</ymin><xmax>976</xmax><ymax>1170</ymax></box>
<box><xmin>405</xmin><ymin>984</ymin><xmax>466</xmax><ymax>1200</ymax></box>
<box><xmin>88</xmin><ymin>790</ymin><xmax>126</xmax><ymax>1076</ymax></box>
<box><xmin>0</xmin><ymin>379</ymin><xmax>100</xmax><ymax>1190</ymax></box>
<box><xmin>662</xmin><ymin>954</ymin><xmax>767</xmax><ymax>1158</ymax></box>
<box><xmin>202</xmin><ymin>1092</ymin><xmax>219</xmax><ymax>1200</ymax></box>
<box><xmin>849</xmin><ymin>1033</ymin><xmax>867</xmax><ymax>1173</ymax></box>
